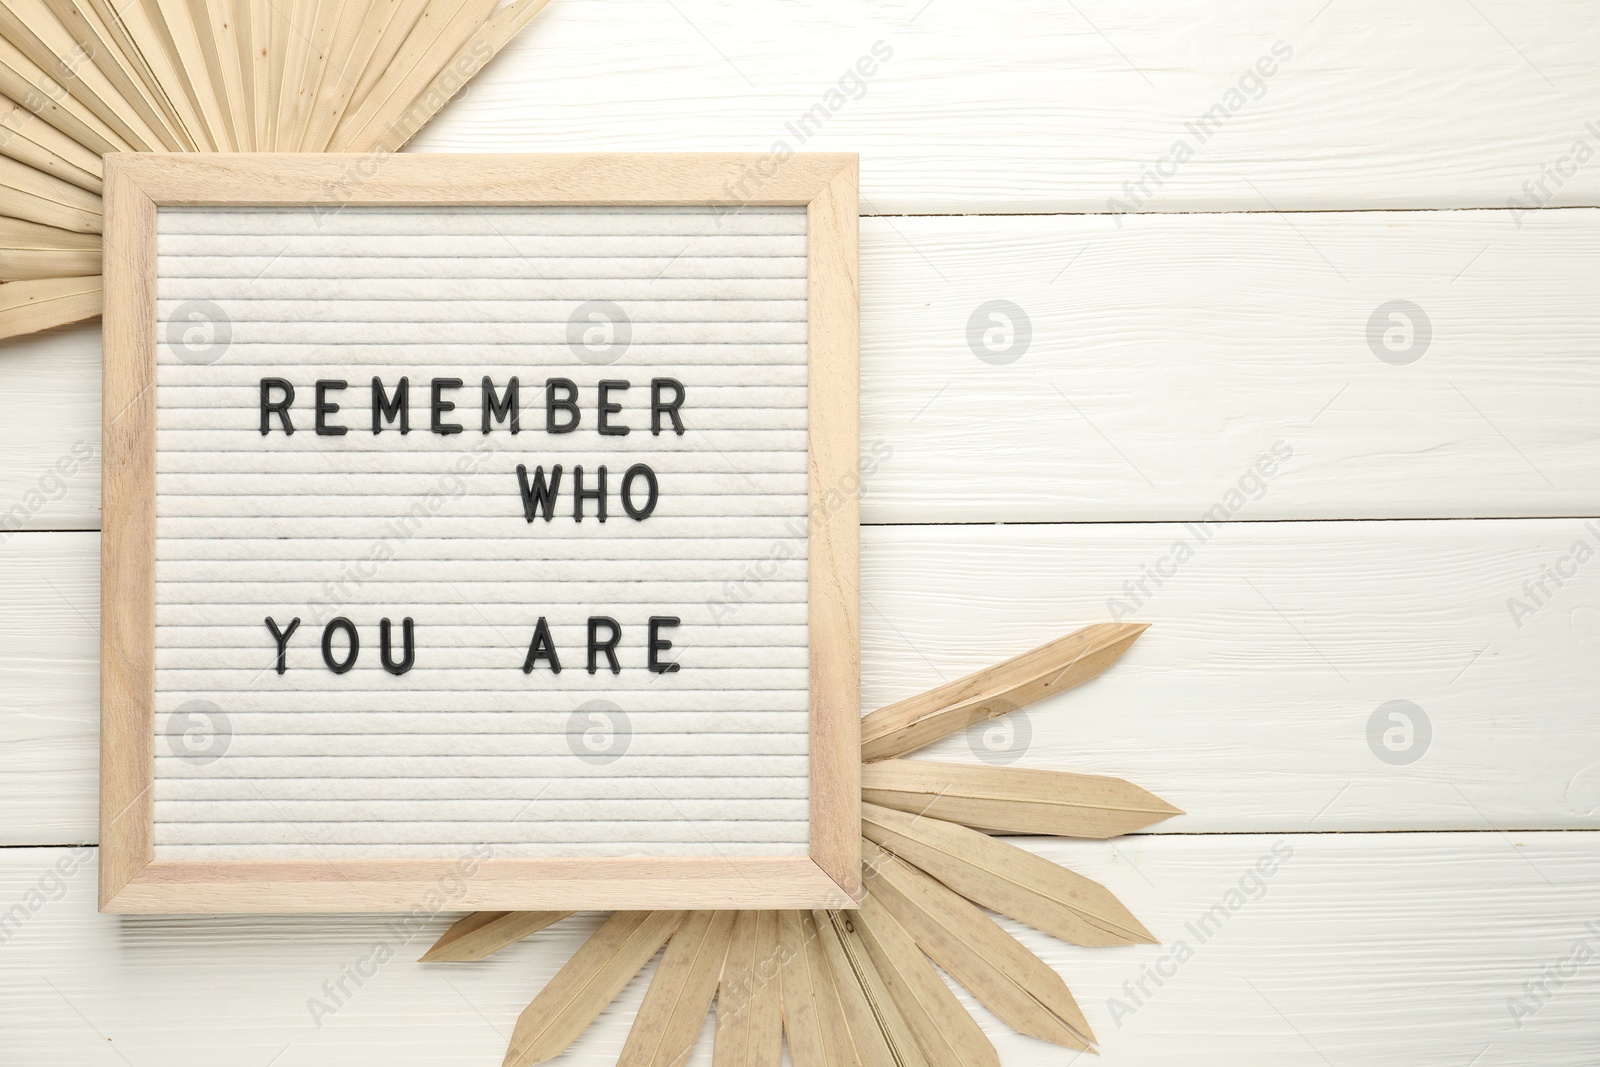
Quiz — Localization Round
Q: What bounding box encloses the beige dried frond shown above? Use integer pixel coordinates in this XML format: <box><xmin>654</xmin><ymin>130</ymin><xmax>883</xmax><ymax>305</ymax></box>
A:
<box><xmin>0</xmin><ymin>0</ymin><xmax>550</xmax><ymax>339</ymax></box>
<box><xmin>423</xmin><ymin>624</ymin><xmax>1179</xmax><ymax>1065</ymax></box>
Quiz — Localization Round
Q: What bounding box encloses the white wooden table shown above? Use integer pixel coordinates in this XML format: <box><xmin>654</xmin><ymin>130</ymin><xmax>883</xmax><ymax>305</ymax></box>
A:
<box><xmin>4</xmin><ymin>1</ymin><xmax>1599</xmax><ymax>1063</ymax></box>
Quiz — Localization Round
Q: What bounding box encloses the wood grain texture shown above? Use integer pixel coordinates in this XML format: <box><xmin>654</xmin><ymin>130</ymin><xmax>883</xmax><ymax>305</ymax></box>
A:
<box><xmin>4</xmin><ymin>835</ymin><xmax>1598</xmax><ymax>1064</ymax></box>
<box><xmin>97</xmin><ymin>159</ymin><xmax>154</xmax><ymax>909</ymax></box>
<box><xmin>11</xmin><ymin>209</ymin><xmax>1600</xmax><ymax>529</ymax></box>
<box><xmin>102</xmin><ymin>857</ymin><xmax>852</xmax><ymax>913</ymax></box>
<box><xmin>406</xmin><ymin>0</ymin><xmax>1600</xmax><ymax>213</ymax></box>
<box><xmin>117</xmin><ymin>151</ymin><xmax>858</xmax><ymax>206</ymax></box>
<box><xmin>7</xmin><ymin>516</ymin><xmax>1600</xmax><ymax>844</ymax></box>
<box><xmin>806</xmin><ymin>157</ymin><xmax>862</xmax><ymax>900</ymax></box>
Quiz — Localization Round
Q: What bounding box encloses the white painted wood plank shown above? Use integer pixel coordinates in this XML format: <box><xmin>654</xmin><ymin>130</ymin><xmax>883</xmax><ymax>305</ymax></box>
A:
<box><xmin>858</xmin><ymin>520</ymin><xmax>1600</xmax><ymax>834</ymax></box>
<box><xmin>6</xmin><ymin>519</ymin><xmax>1599</xmax><ymax>844</ymax></box>
<box><xmin>2</xmin><ymin>834</ymin><xmax>1596</xmax><ymax>1064</ymax></box>
<box><xmin>858</xmin><ymin>210</ymin><xmax>1600</xmax><ymax>522</ymax></box>
<box><xmin>0</xmin><ymin>533</ymin><xmax>97</xmax><ymax>845</ymax></box>
<box><xmin>413</xmin><ymin>0</ymin><xmax>1600</xmax><ymax>213</ymax></box>
<box><xmin>5</xmin><ymin>210</ymin><xmax>1600</xmax><ymax>530</ymax></box>
<box><xmin>0</xmin><ymin>322</ymin><xmax>100</xmax><ymax>536</ymax></box>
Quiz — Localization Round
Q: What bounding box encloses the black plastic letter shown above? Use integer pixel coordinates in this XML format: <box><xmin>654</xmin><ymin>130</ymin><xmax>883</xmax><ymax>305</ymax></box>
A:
<box><xmin>321</xmin><ymin>617</ymin><xmax>359</xmax><ymax>674</ymax></box>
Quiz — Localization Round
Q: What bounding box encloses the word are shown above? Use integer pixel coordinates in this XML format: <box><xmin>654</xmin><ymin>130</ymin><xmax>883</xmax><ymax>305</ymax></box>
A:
<box><xmin>523</xmin><ymin>615</ymin><xmax>681</xmax><ymax>675</ymax></box>
<box><xmin>264</xmin><ymin>615</ymin><xmax>415</xmax><ymax>675</ymax></box>
<box><xmin>258</xmin><ymin>376</ymin><xmax>687</xmax><ymax>437</ymax></box>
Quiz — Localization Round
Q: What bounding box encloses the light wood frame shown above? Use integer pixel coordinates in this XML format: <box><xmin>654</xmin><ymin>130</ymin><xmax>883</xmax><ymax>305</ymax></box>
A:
<box><xmin>100</xmin><ymin>153</ymin><xmax>860</xmax><ymax>913</ymax></box>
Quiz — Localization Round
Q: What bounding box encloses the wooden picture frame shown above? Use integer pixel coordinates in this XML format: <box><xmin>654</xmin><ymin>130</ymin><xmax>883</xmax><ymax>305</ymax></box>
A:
<box><xmin>100</xmin><ymin>153</ymin><xmax>860</xmax><ymax>913</ymax></box>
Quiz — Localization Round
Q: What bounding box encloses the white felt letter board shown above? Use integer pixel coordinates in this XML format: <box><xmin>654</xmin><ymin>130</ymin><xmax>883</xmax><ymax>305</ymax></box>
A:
<box><xmin>100</xmin><ymin>154</ymin><xmax>860</xmax><ymax>912</ymax></box>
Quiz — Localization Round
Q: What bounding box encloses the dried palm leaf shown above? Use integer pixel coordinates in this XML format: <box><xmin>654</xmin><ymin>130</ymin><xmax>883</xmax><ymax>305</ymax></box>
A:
<box><xmin>864</xmin><ymin>843</ymin><xmax>1096</xmax><ymax>1050</ymax></box>
<box><xmin>504</xmin><ymin>911</ymin><xmax>683</xmax><ymax>1067</ymax></box>
<box><xmin>776</xmin><ymin>910</ymin><xmax>832</xmax><ymax>1067</ymax></box>
<box><xmin>617</xmin><ymin>910</ymin><xmax>735</xmax><ymax>1067</ymax></box>
<box><xmin>863</xmin><ymin>801</ymin><xmax>1155</xmax><ymax>947</ymax></box>
<box><xmin>820</xmin><ymin>909</ymin><xmax>931</xmax><ymax>1067</ymax></box>
<box><xmin>244</xmin><ymin>0</ymin><xmax>269</xmax><ymax>149</ymax></box>
<box><xmin>351</xmin><ymin>0</ymin><xmax>551</xmax><ymax>154</ymax></box>
<box><xmin>0</xmin><ymin>216</ymin><xmax>99</xmax><ymax>279</ymax></box>
<box><xmin>298</xmin><ymin>0</ymin><xmax>385</xmax><ymax>152</ymax></box>
<box><xmin>0</xmin><ymin>0</ymin><xmax>552</xmax><ymax>342</ymax></box>
<box><xmin>269</xmin><ymin>0</ymin><xmax>315</xmax><ymax>150</ymax></box>
<box><xmin>190</xmin><ymin>0</ymin><xmax>250</xmax><ymax>151</ymax></box>
<box><xmin>330</xmin><ymin>0</ymin><xmax>498</xmax><ymax>153</ymax></box>
<box><xmin>0</xmin><ymin>0</ymin><xmax>163</xmax><ymax>151</ymax></box>
<box><xmin>0</xmin><ymin>274</ymin><xmax>99</xmax><ymax>339</ymax></box>
<box><xmin>850</xmin><ymin>892</ymin><xmax>1000</xmax><ymax>1067</ymax></box>
<box><xmin>419</xmin><ymin>909</ymin><xmax>575</xmax><ymax>963</ymax></box>
<box><xmin>39</xmin><ymin>0</ymin><xmax>189</xmax><ymax>150</ymax></box>
<box><xmin>149</xmin><ymin>0</ymin><xmax>233</xmax><ymax>149</ymax></box>
<box><xmin>339</xmin><ymin>0</ymin><xmax>429</xmax><ymax>126</ymax></box>
<box><xmin>83</xmin><ymin>0</ymin><xmax>208</xmax><ymax>148</ymax></box>
<box><xmin>862</xmin><ymin>758</ymin><xmax>1182</xmax><ymax>838</ymax></box>
<box><xmin>0</xmin><ymin>94</ymin><xmax>102</xmax><ymax>191</ymax></box>
<box><xmin>860</xmin><ymin>621</ymin><xmax>1149</xmax><ymax>761</ymax></box>
<box><xmin>0</xmin><ymin>33</ymin><xmax>128</xmax><ymax>154</ymax></box>
<box><xmin>422</xmin><ymin>624</ymin><xmax>1175</xmax><ymax>1065</ymax></box>
<box><xmin>803</xmin><ymin>911</ymin><xmax>896</xmax><ymax>1067</ymax></box>
<box><xmin>0</xmin><ymin>151</ymin><xmax>101</xmax><ymax>232</ymax></box>
<box><xmin>712</xmin><ymin>910</ymin><xmax>782</xmax><ymax>1067</ymax></box>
